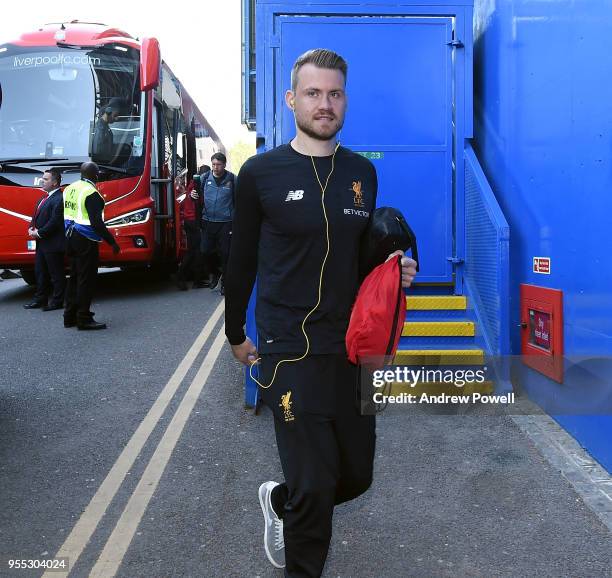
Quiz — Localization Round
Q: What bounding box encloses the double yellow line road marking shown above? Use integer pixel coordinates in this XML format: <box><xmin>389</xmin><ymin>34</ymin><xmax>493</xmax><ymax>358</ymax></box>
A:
<box><xmin>43</xmin><ymin>300</ymin><xmax>226</xmax><ymax>577</ymax></box>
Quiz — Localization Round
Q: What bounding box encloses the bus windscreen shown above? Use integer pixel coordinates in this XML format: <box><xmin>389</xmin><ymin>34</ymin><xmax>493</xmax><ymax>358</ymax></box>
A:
<box><xmin>0</xmin><ymin>44</ymin><xmax>146</xmax><ymax>175</ymax></box>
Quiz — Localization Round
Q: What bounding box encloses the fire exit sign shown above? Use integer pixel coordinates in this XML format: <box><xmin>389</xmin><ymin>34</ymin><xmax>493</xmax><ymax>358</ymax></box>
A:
<box><xmin>533</xmin><ymin>257</ymin><xmax>551</xmax><ymax>274</ymax></box>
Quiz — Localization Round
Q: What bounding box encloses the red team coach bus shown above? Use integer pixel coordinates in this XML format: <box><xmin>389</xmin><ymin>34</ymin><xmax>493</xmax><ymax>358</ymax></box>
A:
<box><xmin>0</xmin><ymin>21</ymin><xmax>224</xmax><ymax>283</ymax></box>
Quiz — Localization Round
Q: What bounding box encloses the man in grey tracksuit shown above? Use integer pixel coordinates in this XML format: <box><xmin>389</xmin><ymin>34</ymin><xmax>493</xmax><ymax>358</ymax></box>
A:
<box><xmin>200</xmin><ymin>152</ymin><xmax>235</xmax><ymax>293</ymax></box>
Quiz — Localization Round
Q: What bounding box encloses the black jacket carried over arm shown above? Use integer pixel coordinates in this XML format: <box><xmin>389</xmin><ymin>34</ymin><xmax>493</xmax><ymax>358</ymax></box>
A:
<box><xmin>224</xmin><ymin>144</ymin><xmax>377</xmax><ymax>354</ymax></box>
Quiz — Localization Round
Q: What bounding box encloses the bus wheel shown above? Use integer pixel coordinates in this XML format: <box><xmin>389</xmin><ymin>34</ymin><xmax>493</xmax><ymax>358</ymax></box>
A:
<box><xmin>19</xmin><ymin>269</ymin><xmax>36</xmax><ymax>286</ymax></box>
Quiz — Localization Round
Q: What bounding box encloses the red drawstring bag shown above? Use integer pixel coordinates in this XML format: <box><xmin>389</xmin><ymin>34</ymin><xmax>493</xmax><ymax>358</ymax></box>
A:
<box><xmin>346</xmin><ymin>255</ymin><xmax>405</xmax><ymax>367</ymax></box>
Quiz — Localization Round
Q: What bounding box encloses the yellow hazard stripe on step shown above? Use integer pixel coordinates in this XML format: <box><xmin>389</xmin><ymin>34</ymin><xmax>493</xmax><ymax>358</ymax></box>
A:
<box><xmin>393</xmin><ymin>349</ymin><xmax>484</xmax><ymax>365</ymax></box>
<box><xmin>406</xmin><ymin>296</ymin><xmax>467</xmax><ymax>310</ymax></box>
<box><xmin>402</xmin><ymin>321</ymin><xmax>475</xmax><ymax>337</ymax></box>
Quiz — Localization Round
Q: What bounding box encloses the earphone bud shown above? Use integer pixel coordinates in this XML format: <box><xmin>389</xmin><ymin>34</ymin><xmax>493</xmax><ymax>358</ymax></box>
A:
<box><xmin>290</xmin><ymin>99</ymin><xmax>295</xmax><ymax>110</ymax></box>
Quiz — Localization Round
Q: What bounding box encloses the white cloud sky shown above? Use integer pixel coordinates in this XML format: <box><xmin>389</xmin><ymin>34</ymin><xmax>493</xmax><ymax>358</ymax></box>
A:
<box><xmin>0</xmin><ymin>0</ymin><xmax>254</xmax><ymax>148</ymax></box>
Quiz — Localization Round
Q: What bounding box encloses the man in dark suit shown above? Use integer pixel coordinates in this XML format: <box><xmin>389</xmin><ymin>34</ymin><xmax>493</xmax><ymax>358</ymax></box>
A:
<box><xmin>24</xmin><ymin>168</ymin><xmax>66</xmax><ymax>310</ymax></box>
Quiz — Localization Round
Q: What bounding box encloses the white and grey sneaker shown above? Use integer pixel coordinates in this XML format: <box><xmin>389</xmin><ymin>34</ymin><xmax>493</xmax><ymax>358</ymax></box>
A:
<box><xmin>258</xmin><ymin>481</ymin><xmax>285</xmax><ymax>568</ymax></box>
<box><xmin>209</xmin><ymin>274</ymin><xmax>221</xmax><ymax>291</ymax></box>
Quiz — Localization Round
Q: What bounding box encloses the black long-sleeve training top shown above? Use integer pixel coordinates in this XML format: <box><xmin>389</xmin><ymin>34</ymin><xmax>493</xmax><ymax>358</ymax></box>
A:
<box><xmin>224</xmin><ymin>143</ymin><xmax>377</xmax><ymax>355</ymax></box>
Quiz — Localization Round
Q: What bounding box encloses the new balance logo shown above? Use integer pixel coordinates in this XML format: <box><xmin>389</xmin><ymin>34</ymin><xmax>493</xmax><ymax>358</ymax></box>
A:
<box><xmin>285</xmin><ymin>190</ymin><xmax>304</xmax><ymax>202</ymax></box>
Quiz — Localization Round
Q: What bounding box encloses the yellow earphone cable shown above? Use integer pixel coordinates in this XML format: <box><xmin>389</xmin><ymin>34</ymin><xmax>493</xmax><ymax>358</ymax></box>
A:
<box><xmin>249</xmin><ymin>141</ymin><xmax>341</xmax><ymax>389</ymax></box>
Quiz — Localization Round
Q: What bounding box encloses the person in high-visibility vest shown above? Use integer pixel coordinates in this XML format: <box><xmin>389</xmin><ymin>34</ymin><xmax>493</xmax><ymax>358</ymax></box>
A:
<box><xmin>63</xmin><ymin>162</ymin><xmax>120</xmax><ymax>330</ymax></box>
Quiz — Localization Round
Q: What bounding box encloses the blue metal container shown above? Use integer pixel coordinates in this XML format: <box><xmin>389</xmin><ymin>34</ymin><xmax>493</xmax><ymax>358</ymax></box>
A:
<box><xmin>474</xmin><ymin>0</ymin><xmax>612</xmax><ymax>471</ymax></box>
<box><xmin>241</xmin><ymin>0</ymin><xmax>610</xmax><ymax>473</ymax></box>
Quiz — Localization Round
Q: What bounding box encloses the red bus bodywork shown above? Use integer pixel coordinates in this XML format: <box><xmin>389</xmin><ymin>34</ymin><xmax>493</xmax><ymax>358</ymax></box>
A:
<box><xmin>0</xmin><ymin>22</ymin><xmax>223</xmax><ymax>274</ymax></box>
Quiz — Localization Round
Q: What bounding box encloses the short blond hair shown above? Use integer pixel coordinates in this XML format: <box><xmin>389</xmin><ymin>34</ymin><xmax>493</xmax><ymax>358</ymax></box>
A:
<box><xmin>291</xmin><ymin>48</ymin><xmax>348</xmax><ymax>92</ymax></box>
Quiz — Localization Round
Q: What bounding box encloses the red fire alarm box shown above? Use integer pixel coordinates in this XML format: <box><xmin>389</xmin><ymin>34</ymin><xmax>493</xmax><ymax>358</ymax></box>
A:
<box><xmin>520</xmin><ymin>284</ymin><xmax>563</xmax><ymax>383</ymax></box>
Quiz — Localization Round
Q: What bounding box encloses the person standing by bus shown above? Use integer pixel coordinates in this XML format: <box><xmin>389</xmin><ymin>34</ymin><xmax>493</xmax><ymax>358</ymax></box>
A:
<box><xmin>198</xmin><ymin>153</ymin><xmax>235</xmax><ymax>295</ymax></box>
<box><xmin>176</xmin><ymin>166</ymin><xmax>206</xmax><ymax>290</ymax></box>
<box><xmin>63</xmin><ymin>162</ymin><xmax>120</xmax><ymax>330</ymax></box>
<box><xmin>224</xmin><ymin>49</ymin><xmax>417</xmax><ymax>576</ymax></box>
<box><xmin>23</xmin><ymin>168</ymin><xmax>66</xmax><ymax>310</ymax></box>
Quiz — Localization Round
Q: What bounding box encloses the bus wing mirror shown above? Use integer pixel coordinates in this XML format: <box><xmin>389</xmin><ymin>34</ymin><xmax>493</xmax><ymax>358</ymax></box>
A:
<box><xmin>140</xmin><ymin>37</ymin><xmax>160</xmax><ymax>91</ymax></box>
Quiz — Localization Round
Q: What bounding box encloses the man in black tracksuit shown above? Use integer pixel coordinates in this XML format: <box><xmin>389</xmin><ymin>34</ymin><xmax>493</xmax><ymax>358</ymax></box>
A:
<box><xmin>224</xmin><ymin>49</ymin><xmax>417</xmax><ymax>577</ymax></box>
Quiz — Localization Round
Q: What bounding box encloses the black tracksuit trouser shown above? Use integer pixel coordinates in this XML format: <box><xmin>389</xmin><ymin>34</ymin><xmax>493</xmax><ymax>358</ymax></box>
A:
<box><xmin>64</xmin><ymin>230</ymin><xmax>99</xmax><ymax>323</ymax></box>
<box><xmin>33</xmin><ymin>249</ymin><xmax>65</xmax><ymax>306</ymax></box>
<box><xmin>199</xmin><ymin>220</ymin><xmax>231</xmax><ymax>281</ymax></box>
<box><xmin>178</xmin><ymin>220</ymin><xmax>201</xmax><ymax>281</ymax></box>
<box><xmin>258</xmin><ymin>354</ymin><xmax>376</xmax><ymax>578</ymax></box>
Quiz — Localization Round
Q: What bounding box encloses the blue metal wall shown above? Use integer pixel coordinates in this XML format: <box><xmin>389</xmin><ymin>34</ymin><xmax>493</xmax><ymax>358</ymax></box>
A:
<box><xmin>473</xmin><ymin>0</ymin><xmax>612</xmax><ymax>471</ymax></box>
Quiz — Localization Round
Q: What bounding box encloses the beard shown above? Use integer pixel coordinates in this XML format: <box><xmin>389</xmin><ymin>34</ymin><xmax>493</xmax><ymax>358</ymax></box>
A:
<box><xmin>295</xmin><ymin>112</ymin><xmax>344</xmax><ymax>141</ymax></box>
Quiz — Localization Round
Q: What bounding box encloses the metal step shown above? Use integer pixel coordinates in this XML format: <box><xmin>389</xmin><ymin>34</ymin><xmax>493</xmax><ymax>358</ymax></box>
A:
<box><xmin>394</xmin><ymin>348</ymin><xmax>484</xmax><ymax>365</ymax></box>
<box><xmin>402</xmin><ymin>321</ymin><xmax>475</xmax><ymax>337</ymax></box>
<box><xmin>406</xmin><ymin>295</ymin><xmax>467</xmax><ymax>310</ymax></box>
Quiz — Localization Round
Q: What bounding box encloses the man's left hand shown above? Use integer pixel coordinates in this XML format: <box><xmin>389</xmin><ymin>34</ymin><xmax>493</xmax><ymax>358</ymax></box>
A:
<box><xmin>386</xmin><ymin>250</ymin><xmax>418</xmax><ymax>288</ymax></box>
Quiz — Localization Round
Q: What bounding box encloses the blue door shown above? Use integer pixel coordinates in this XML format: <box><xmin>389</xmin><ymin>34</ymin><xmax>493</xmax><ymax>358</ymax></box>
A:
<box><xmin>272</xmin><ymin>15</ymin><xmax>455</xmax><ymax>283</ymax></box>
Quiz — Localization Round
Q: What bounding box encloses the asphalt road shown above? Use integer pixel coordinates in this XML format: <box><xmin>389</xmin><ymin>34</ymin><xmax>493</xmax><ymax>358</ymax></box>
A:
<box><xmin>0</xmin><ymin>272</ymin><xmax>610</xmax><ymax>578</ymax></box>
